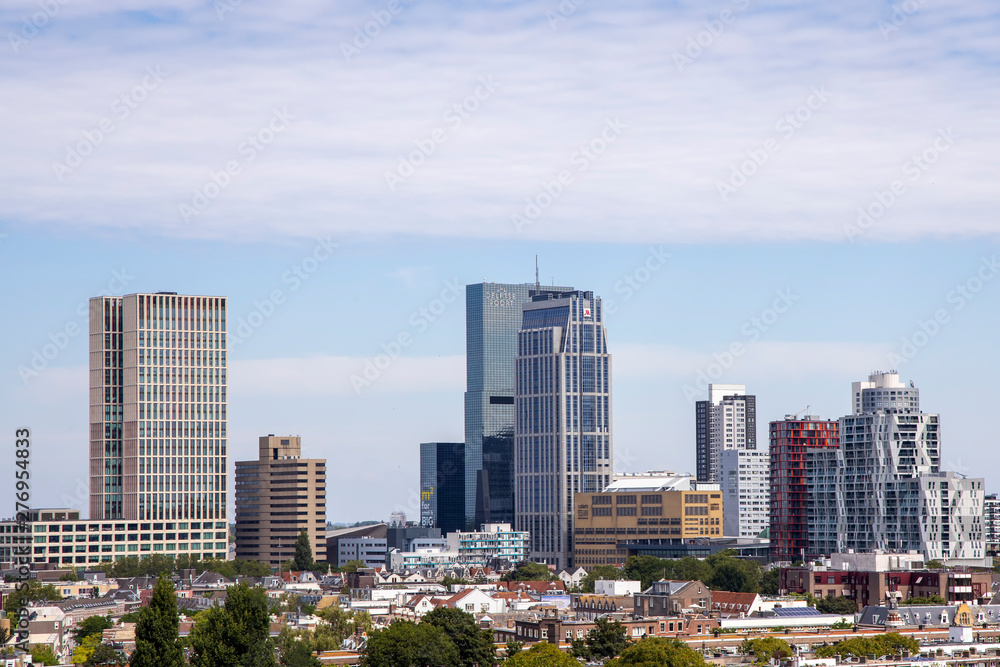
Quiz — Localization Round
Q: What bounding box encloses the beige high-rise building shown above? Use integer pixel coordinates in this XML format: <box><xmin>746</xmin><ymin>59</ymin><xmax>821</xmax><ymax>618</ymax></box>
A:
<box><xmin>235</xmin><ymin>436</ymin><xmax>327</xmax><ymax>567</ymax></box>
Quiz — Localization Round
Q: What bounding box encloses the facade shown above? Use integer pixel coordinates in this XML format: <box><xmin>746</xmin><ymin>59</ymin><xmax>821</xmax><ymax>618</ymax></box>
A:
<box><xmin>719</xmin><ymin>448</ymin><xmax>769</xmax><ymax>538</ymax></box>
<box><xmin>768</xmin><ymin>416</ymin><xmax>840</xmax><ymax>562</ymax></box>
<box><xmin>446</xmin><ymin>523</ymin><xmax>529</xmax><ymax>566</ymax></box>
<box><xmin>695</xmin><ymin>384</ymin><xmax>756</xmax><ymax>483</ymax></box>
<box><xmin>89</xmin><ymin>292</ymin><xmax>227</xmax><ymax>524</ymax></box>
<box><xmin>837</xmin><ymin>373</ymin><xmax>986</xmax><ymax>564</ymax></box>
<box><xmin>234</xmin><ymin>435</ymin><xmax>327</xmax><ymax>566</ymax></box>
<box><xmin>634</xmin><ymin>580</ymin><xmax>712</xmax><ymax>616</ymax></box>
<box><xmin>572</xmin><ymin>473</ymin><xmax>722</xmax><ymax>569</ymax></box>
<box><xmin>986</xmin><ymin>494</ymin><xmax>1000</xmax><ymax>555</ymax></box>
<box><xmin>0</xmin><ymin>508</ymin><xmax>228</xmax><ymax>567</ymax></box>
<box><xmin>805</xmin><ymin>446</ymin><xmax>840</xmax><ymax>558</ymax></box>
<box><xmin>514</xmin><ymin>289</ymin><xmax>613</xmax><ymax>570</ymax></box>
<box><xmin>419</xmin><ymin>442</ymin><xmax>466</xmax><ymax>534</ymax></box>
<box><xmin>336</xmin><ymin>537</ymin><xmax>387</xmax><ymax>568</ymax></box>
<box><xmin>465</xmin><ymin>282</ymin><xmax>572</xmax><ymax>529</ymax></box>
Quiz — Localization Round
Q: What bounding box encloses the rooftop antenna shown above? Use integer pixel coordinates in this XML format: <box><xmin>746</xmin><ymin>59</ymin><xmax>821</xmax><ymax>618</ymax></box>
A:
<box><xmin>535</xmin><ymin>255</ymin><xmax>540</xmax><ymax>293</ymax></box>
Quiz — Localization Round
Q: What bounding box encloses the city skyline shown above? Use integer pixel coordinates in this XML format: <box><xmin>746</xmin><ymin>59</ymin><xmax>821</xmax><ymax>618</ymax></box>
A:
<box><xmin>3</xmin><ymin>238</ymin><xmax>1000</xmax><ymax>523</ymax></box>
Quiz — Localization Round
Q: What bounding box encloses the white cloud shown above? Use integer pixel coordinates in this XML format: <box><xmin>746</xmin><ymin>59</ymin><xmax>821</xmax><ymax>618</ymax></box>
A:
<box><xmin>0</xmin><ymin>1</ymin><xmax>997</xmax><ymax>243</ymax></box>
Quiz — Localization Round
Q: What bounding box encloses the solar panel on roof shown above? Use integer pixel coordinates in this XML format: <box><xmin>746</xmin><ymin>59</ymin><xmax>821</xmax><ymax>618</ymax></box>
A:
<box><xmin>773</xmin><ymin>607</ymin><xmax>822</xmax><ymax>617</ymax></box>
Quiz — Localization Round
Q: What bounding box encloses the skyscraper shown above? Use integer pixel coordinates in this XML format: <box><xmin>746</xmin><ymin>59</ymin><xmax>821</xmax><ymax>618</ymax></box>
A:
<box><xmin>419</xmin><ymin>442</ymin><xmax>466</xmax><ymax>534</ymax></box>
<box><xmin>465</xmin><ymin>281</ymin><xmax>571</xmax><ymax>529</ymax></box>
<box><xmin>836</xmin><ymin>372</ymin><xmax>986</xmax><ymax>564</ymax></box>
<box><xmin>768</xmin><ymin>415</ymin><xmax>839</xmax><ymax>562</ymax></box>
<box><xmin>514</xmin><ymin>289</ymin><xmax>612</xmax><ymax>569</ymax></box>
<box><xmin>695</xmin><ymin>384</ymin><xmax>756</xmax><ymax>482</ymax></box>
<box><xmin>719</xmin><ymin>448</ymin><xmax>770</xmax><ymax>538</ymax></box>
<box><xmin>234</xmin><ymin>435</ymin><xmax>327</xmax><ymax>566</ymax></box>
<box><xmin>89</xmin><ymin>292</ymin><xmax>227</xmax><ymax>526</ymax></box>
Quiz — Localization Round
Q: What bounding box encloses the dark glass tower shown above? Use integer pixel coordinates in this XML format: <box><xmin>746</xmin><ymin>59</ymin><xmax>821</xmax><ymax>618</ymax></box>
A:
<box><xmin>419</xmin><ymin>442</ymin><xmax>466</xmax><ymax>534</ymax></box>
<box><xmin>465</xmin><ymin>282</ymin><xmax>572</xmax><ymax>529</ymax></box>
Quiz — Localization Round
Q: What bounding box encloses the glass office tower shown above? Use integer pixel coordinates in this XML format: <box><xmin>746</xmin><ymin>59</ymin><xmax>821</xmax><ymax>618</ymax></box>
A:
<box><xmin>419</xmin><ymin>442</ymin><xmax>466</xmax><ymax>534</ymax></box>
<box><xmin>514</xmin><ymin>289</ymin><xmax>613</xmax><ymax>569</ymax></box>
<box><xmin>465</xmin><ymin>282</ymin><xmax>572</xmax><ymax>529</ymax></box>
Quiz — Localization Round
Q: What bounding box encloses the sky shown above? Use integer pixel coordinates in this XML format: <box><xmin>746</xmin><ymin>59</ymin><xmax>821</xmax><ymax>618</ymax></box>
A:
<box><xmin>1</xmin><ymin>0</ymin><xmax>999</xmax><ymax>522</ymax></box>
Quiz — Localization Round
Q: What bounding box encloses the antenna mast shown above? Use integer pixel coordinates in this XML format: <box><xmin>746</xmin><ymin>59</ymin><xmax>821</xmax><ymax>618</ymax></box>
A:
<box><xmin>535</xmin><ymin>255</ymin><xmax>540</xmax><ymax>292</ymax></box>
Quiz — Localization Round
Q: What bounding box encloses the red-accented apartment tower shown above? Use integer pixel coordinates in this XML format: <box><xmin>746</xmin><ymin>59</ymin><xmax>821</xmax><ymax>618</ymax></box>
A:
<box><xmin>769</xmin><ymin>415</ymin><xmax>839</xmax><ymax>563</ymax></box>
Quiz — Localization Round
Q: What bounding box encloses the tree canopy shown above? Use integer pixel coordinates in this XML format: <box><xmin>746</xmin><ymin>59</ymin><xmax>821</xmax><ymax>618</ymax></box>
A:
<box><xmin>361</xmin><ymin>621</ymin><xmax>461</xmax><ymax>667</ymax></box>
<box><xmin>505</xmin><ymin>561</ymin><xmax>556</xmax><ymax>582</ymax></box>
<box><xmin>587</xmin><ymin>617</ymin><xmax>630</xmax><ymax>660</ymax></box>
<box><xmin>294</xmin><ymin>529</ymin><xmax>316</xmax><ymax>572</ymax></box>
<box><xmin>622</xmin><ymin>550</ymin><xmax>765</xmax><ymax>592</ymax></box>
<box><xmin>815</xmin><ymin>633</ymin><xmax>919</xmax><ymax>658</ymax></box>
<box><xmin>899</xmin><ymin>594</ymin><xmax>946</xmax><ymax>606</ymax></box>
<box><xmin>739</xmin><ymin>637</ymin><xmax>793</xmax><ymax>664</ymax></box>
<box><xmin>580</xmin><ymin>565</ymin><xmax>623</xmax><ymax>593</ymax></box>
<box><xmin>190</xmin><ymin>581</ymin><xmax>277</xmax><ymax>667</ymax></box>
<box><xmin>421</xmin><ymin>607</ymin><xmax>496</xmax><ymax>667</ymax></box>
<box><xmin>816</xmin><ymin>595</ymin><xmax>858</xmax><ymax>614</ymax></box>
<box><xmin>501</xmin><ymin>642</ymin><xmax>579</xmax><ymax>667</ymax></box>
<box><xmin>72</xmin><ymin>615</ymin><xmax>113</xmax><ymax>645</ymax></box>
<box><xmin>605</xmin><ymin>637</ymin><xmax>708</xmax><ymax>667</ymax></box>
<box><xmin>131</xmin><ymin>576</ymin><xmax>185</xmax><ymax>667</ymax></box>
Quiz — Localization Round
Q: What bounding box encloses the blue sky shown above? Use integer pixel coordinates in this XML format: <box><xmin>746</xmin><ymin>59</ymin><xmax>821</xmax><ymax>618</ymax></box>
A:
<box><xmin>1</xmin><ymin>0</ymin><xmax>999</xmax><ymax>521</ymax></box>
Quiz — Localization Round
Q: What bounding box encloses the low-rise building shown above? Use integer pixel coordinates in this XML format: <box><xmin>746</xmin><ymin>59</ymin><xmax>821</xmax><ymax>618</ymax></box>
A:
<box><xmin>337</xmin><ymin>537</ymin><xmax>388</xmax><ymax>569</ymax></box>
<box><xmin>633</xmin><ymin>580</ymin><xmax>712</xmax><ymax>617</ymax></box>
<box><xmin>573</xmin><ymin>473</ymin><xmax>723</xmax><ymax>568</ymax></box>
<box><xmin>447</xmin><ymin>524</ymin><xmax>529</xmax><ymax>568</ymax></box>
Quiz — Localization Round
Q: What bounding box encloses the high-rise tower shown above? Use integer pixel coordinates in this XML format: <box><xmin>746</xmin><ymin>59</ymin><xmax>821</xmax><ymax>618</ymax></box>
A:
<box><xmin>89</xmin><ymin>292</ymin><xmax>227</xmax><ymax>524</ymax></box>
<box><xmin>465</xmin><ymin>281</ymin><xmax>571</xmax><ymax>529</ymax></box>
<box><xmin>695</xmin><ymin>384</ymin><xmax>756</xmax><ymax>482</ymax></box>
<box><xmin>514</xmin><ymin>289</ymin><xmax>612</xmax><ymax>569</ymax></box>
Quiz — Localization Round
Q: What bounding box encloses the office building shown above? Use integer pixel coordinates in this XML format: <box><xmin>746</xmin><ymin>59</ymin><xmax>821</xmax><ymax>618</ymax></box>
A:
<box><xmin>234</xmin><ymin>435</ymin><xmax>327</xmax><ymax>567</ymax></box>
<box><xmin>336</xmin><ymin>537</ymin><xmax>388</xmax><ymax>569</ymax></box>
<box><xmin>837</xmin><ymin>372</ymin><xmax>986</xmax><ymax>565</ymax></box>
<box><xmin>572</xmin><ymin>473</ymin><xmax>722</xmax><ymax>568</ymax></box>
<box><xmin>696</xmin><ymin>384</ymin><xmax>756</xmax><ymax>483</ymax></box>
<box><xmin>768</xmin><ymin>416</ymin><xmax>840</xmax><ymax>562</ymax></box>
<box><xmin>719</xmin><ymin>449</ymin><xmax>769</xmax><ymax>538</ymax></box>
<box><xmin>515</xmin><ymin>289</ymin><xmax>613</xmax><ymax>569</ymax></box>
<box><xmin>446</xmin><ymin>523</ymin><xmax>529</xmax><ymax>567</ymax></box>
<box><xmin>419</xmin><ymin>442</ymin><xmax>466</xmax><ymax>534</ymax></box>
<box><xmin>1</xmin><ymin>508</ymin><xmax>228</xmax><ymax>567</ymax></box>
<box><xmin>89</xmin><ymin>292</ymin><xmax>227</xmax><ymax>524</ymax></box>
<box><xmin>465</xmin><ymin>281</ymin><xmax>572</xmax><ymax>529</ymax></box>
<box><xmin>986</xmin><ymin>494</ymin><xmax>1000</xmax><ymax>555</ymax></box>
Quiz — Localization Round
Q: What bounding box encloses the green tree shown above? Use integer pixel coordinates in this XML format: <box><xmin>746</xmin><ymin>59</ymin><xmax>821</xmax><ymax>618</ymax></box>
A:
<box><xmin>131</xmin><ymin>576</ymin><xmax>185</xmax><ymax>667</ymax></box>
<box><xmin>605</xmin><ymin>637</ymin><xmax>707</xmax><ymax>667</ymax></box>
<box><xmin>760</xmin><ymin>568</ymin><xmax>780</xmax><ymax>595</ymax></box>
<box><xmin>570</xmin><ymin>638</ymin><xmax>591</xmax><ymax>660</ymax></box>
<box><xmin>501</xmin><ymin>642</ymin><xmax>578</xmax><ymax>667</ymax></box>
<box><xmin>816</xmin><ymin>595</ymin><xmax>858</xmax><ymax>614</ymax></box>
<box><xmin>281</xmin><ymin>639</ymin><xmax>321</xmax><ymax>667</ymax></box>
<box><xmin>623</xmin><ymin>555</ymin><xmax>671</xmax><ymax>590</ymax></box>
<box><xmin>31</xmin><ymin>644</ymin><xmax>59</xmax><ymax>665</ymax></box>
<box><xmin>739</xmin><ymin>637</ymin><xmax>793</xmax><ymax>664</ymax></box>
<box><xmin>504</xmin><ymin>639</ymin><xmax>523</xmax><ymax>659</ymax></box>
<box><xmin>587</xmin><ymin>617</ymin><xmax>629</xmax><ymax>660</ymax></box>
<box><xmin>85</xmin><ymin>643</ymin><xmax>126</xmax><ymax>666</ymax></box>
<box><xmin>505</xmin><ymin>562</ymin><xmax>556</xmax><ymax>582</ymax></box>
<box><xmin>190</xmin><ymin>581</ymin><xmax>277</xmax><ymax>667</ymax></box>
<box><xmin>831</xmin><ymin>619</ymin><xmax>854</xmax><ymax>630</ymax></box>
<box><xmin>580</xmin><ymin>565</ymin><xmax>622</xmax><ymax>593</ymax></box>
<box><xmin>294</xmin><ymin>529</ymin><xmax>315</xmax><ymax>571</ymax></box>
<box><xmin>422</xmin><ymin>607</ymin><xmax>496</xmax><ymax>667</ymax></box>
<box><xmin>926</xmin><ymin>560</ymin><xmax>944</xmax><ymax>569</ymax></box>
<box><xmin>72</xmin><ymin>615</ymin><xmax>113</xmax><ymax>645</ymax></box>
<box><xmin>338</xmin><ymin>560</ymin><xmax>366</xmax><ymax>574</ymax></box>
<box><xmin>441</xmin><ymin>575</ymin><xmax>470</xmax><ymax>588</ymax></box>
<box><xmin>815</xmin><ymin>633</ymin><xmax>919</xmax><ymax>659</ymax></box>
<box><xmin>72</xmin><ymin>635</ymin><xmax>101</xmax><ymax>664</ymax></box>
<box><xmin>361</xmin><ymin>621</ymin><xmax>461</xmax><ymax>667</ymax></box>
<box><xmin>705</xmin><ymin>551</ymin><xmax>762</xmax><ymax>593</ymax></box>
<box><xmin>899</xmin><ymin>594</ymin><xmax>946</xmax><ymax>606</ymax></box>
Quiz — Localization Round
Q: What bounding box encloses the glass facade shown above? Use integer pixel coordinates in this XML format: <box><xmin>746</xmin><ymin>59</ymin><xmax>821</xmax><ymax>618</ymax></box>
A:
<box><xmin>514</xmin><ymin>289</ymin><xmax>612</xmax><ymax>569</ymax></box>
<box><xmin>464</xmin><ymin>282</ymin><xmax>572</xmax><ymax>528</ymax></box>
<box><xmin>419</xmin><ymin>442</ymin><xmax>466</xmax><ymax>534</ymax></box>
<box><xmin>90</xmin><ymin>293</ymin><xmax>227</xmax><ymax>524</ymax></box>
